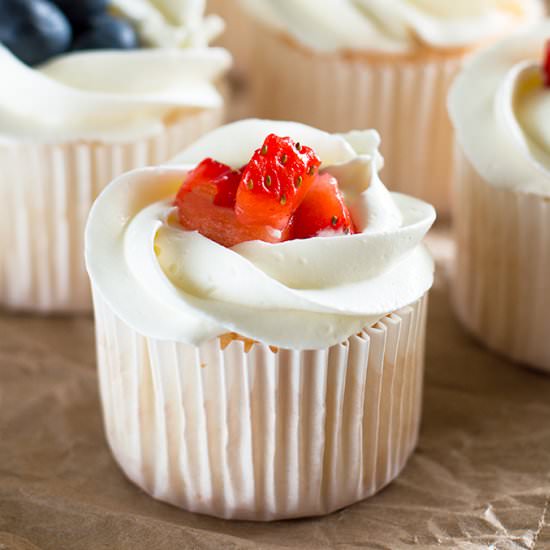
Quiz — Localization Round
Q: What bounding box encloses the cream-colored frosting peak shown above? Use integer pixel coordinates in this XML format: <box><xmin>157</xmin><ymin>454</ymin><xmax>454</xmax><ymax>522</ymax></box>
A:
<box><xmin>239</xmin><ymin>0</ymin><xmax>542</xmax><ymax>54</ymax></box>
<box><xmin>448</xmin><ymin>21</ymin><xmax>550</xmax><ymax>196</ymax></box>
<box><xmin>86</xmin><ymin>120</ymin><xmax>435</xmax><ymax>349</ymax></box>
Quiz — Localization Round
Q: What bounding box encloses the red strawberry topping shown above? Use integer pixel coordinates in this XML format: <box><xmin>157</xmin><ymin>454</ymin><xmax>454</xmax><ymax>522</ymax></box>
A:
<box><xmin>174</xmin><ymin>135</ymin><xmax>357</xmax><ymax>247</ymax></box>
<box><xmin>175</xmin><ymin>159</ymin><xmax>288</xmax><ymax>248</ymax></box>
<box><xmin>182</xmin><ymin>158</ymin><xmax>241</xmax><ymax>208</ymax></box>
<box><xmin>290</xmin><ymin>173</ymin><xmax>355</xmax><ymax>240</ymax></box>
<box><xmin>544</xmin><ymin>40</ymin><xmax>550</xmax><ymax>88</ymax></box>
<box><xmin>235</xmin><ymin>134</ymin><xmax>321</xmax><ymax>231</ymax></box>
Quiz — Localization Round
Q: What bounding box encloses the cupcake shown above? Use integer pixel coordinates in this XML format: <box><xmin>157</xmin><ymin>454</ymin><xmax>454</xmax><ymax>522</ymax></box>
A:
<box><xmin>239</xmin><ymin>0</ymin><xmax>542</xmax><ymax>216</ymax></box>
<box><xmin>449</xmin><ymin>22</ymin><xmax>550</xmax><ymax>371</ymax></box>
<box><xmin>85</xmin><ymin>119</ymin><xmax>436</xmax><ymax>520</ymax></box>
<box><xmin>0</xmin><ymin>0</ymin><xmax>230</xmax><ymax>313</ymax></box>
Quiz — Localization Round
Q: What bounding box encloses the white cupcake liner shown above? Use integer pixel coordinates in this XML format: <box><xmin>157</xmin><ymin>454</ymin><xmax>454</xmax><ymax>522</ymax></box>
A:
<box><xmin>453</xmin><ymin>154</ymin><xmax>550</xmax><ymax>371</ymax></box>
<box><xmin>0</xmin><ymin>108</ymin><xmax>222</xmax><ymax>314</ymax></box>
<box><xmin>92</xmin><ymin>287</ymin><xmax>429</xmax><ymax>521</ymax></box>
<box><xmin>249</xmin><ymin>25</ymin><xmax>462</xmax><ymax>217</ymax></box>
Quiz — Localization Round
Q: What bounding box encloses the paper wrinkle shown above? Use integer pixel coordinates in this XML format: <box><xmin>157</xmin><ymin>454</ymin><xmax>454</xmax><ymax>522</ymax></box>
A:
<box><xmin>3</xmin><ymin>240</ymin><xmax>550</xmax><ymax>544</ymax></box>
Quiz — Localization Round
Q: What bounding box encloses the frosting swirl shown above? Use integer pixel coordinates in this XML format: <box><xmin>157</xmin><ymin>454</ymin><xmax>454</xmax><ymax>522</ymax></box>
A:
<box><xmin>111</xmin><ymin>0</ymin><xmax>224</xmax><ymax>48</ymax></box>
<box><xmin>239</xmin><ymin>0</ymin><xmax>542</xmax><ymax>54</ymax></box>
<box><xmin>448</xmin><ymin>21</ymin><xmax>550</xmax><ymax>196</ymax></box>
<box><xmin>0</xmin><ymin>0</ymin><xmax>230</xmax><ymax>143</ymax></box>
<box><xmin>85</xmin><ymin>120</ymin><xmax>435</xmax><ymax>349</ymax></box>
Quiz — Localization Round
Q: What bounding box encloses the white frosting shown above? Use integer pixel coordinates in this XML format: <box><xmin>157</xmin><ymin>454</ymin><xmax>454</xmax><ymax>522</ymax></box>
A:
<box><xmin>111</xmin><ymin>0</ymin><xmax>224</xmax><ymax>48</ymax></box>
<box><xmin>239</xmin><ymin>0</ymin><xmax>542</xmax><ymax>54</ymax></box>
<box><xmin>0</xmin><ymin>46</ymin><xmax>230</xmax><ymax>142</ymax></box>
<box><xmin>0</xmin><ymin>0</ymin><xmax>230</xmax><ymax>143</ymax></box>
<box><xmin>86</xmin><ymin>120</ymin><xmax>435</xmax><ymax>349</ymax></box>
<box><xmin>448</xmin><ymin>21</ymin><xmax>550</xmax><ymax>196</ymax></box>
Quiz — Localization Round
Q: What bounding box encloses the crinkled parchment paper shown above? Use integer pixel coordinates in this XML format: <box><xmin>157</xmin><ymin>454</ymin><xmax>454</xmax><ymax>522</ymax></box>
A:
<box><xmin>1</xmin><ymin>227</ymin><xmax>550</xmax><ymax>550</ymax></box>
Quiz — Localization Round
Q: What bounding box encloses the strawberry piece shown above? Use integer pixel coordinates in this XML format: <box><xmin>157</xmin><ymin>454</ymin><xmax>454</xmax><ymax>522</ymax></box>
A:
<box><xmin>544</xmin><ymin>40</ymin><xmax>550</xmax><ymax>88</ymax></box>
<box><xmin>290</xmin><ymin>173</ymin><xmax>355</xmax><ymax>240</ymax></box>
<box><xmin>235</xmin><ymin>134</ymin><xmax>321</xmax><ymax>231</ymax></box>
<box><xmin>180</xmin><ymin>158</ymin><xmax>241</xmax><ymax>208</ymax></box>
<box><xmin>175</xmin><ymin>159</ymin><xmax>287</xmax><ymax>248</ymax></box>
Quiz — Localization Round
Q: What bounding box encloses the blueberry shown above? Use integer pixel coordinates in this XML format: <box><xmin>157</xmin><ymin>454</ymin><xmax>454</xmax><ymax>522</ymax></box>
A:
<box><xmin>72</xmin><ymin>14</ymin><xmax>139</xmax><ymax>51</ymax></box>
<box><xmin>0</xmin><ymin>0</ymin><xmax>72</xmax><ymax>65</ymax></box>
<box><xmin>51</xmin><ymin>0</ymin><xmax>108</xmax><ymax>26</ymax></box>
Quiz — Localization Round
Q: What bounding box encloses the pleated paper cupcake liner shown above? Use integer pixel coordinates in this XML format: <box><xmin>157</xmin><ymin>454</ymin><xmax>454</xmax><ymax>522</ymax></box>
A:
<box><xmin>249</xmin><ymin>25</ymin><xmax>462</xmax><ymax>217</ymax></box>
<box><xmin>93</xmin><ymin>287</ymin><xmax>428</xmax><ymax>521</ymax></box>
<box><xmin>453</xmin><ymin>154</ymin><xmax>550</xmax><ymax>371</ymax></box>
<box><xmin>0</xmin><ymin>108</ymin><xmax>222</xmax><ymax>314</ymax></box>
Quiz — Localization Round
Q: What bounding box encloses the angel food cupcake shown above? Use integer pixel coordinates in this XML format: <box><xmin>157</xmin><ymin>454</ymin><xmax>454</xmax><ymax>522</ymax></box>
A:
<box><xmin>240</xmin><ymin>0</ymin><xmax>542</xmax><ymax>216</ymax></box>
<box><xmin>449</xmin><ymin>22</ymin><xmax>550</xmax><ymax>372</ymax></box>
<box><xmin>0</xmin><ymin>0</ymin><xmax>230</xmax><ymax>313</ymax></box>
<box><xmin>86</xmin><ymin>119</ymin><xmax>435</xmax><ymax>520</ymax></box>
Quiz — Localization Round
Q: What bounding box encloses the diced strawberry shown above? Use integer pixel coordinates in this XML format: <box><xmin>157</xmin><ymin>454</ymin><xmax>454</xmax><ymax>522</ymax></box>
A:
<box><xmin>175</xmin><ymin>159</ymin><xmax>288</xmax><ymax>248</ymax></box>
<box><xmin>235</xmin><ymin>134</ymin><xmax>321</xmax><ymax>231</ymax></box>
<box><xmin>290</xmin><ymin>173</ymin><xmax>355</xmax><ymax>240</ymax></box>
<box><xmin>544</xmin><ymin>40</ymin><xmax>550</xmax><ymax>88</ymax></box>
<box><xmin>178</xmin><ymin>158</ymin><xmax>241</xmax><ymax>208</ymax></box>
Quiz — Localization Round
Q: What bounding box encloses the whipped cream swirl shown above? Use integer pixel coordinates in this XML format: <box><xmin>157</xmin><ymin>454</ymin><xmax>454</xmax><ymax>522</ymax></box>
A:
<box><xmin>240</xmin><ymin>0</ymin><xmax>542</xmax><ymax>54</ymax></box>
<box><xmin>449</xmin><ymin>20</ymin><xmax>550</xmax><ymax>196</ymax></box>
<box><xmin>0</xmin><ymin>0</ymin><xmax>230</xmax><ymax>143</ymax></box>
<box><xmin>111</xmin><ymin>0</ymin><xmax>224</xmax><ymax>48</ymax></box>
<box><xmin>86</xmin><ymin>120</ymin><xmax>435</xmax><ymax>349</ymax></box>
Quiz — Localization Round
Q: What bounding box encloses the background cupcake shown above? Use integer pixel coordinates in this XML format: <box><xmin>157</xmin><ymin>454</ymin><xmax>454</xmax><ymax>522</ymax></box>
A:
<box><xmin>207</xmin><ymin>0</ymin><xmax>253</xmax><ymax>78</ymax></box>
<box><xmin>449</xmin><ymin>21</ymin><xmax>550</xmax><ymax>372</ymax></box>
<box><xmin>0</xmin><ymin>0</ymin><xmax>230</xmax><ymax>313</ymax></box>
<box><xmin>239</xmin><ymin>0</ymin><xmax>543</xmax><ymax>216</ymax></box>
<box><xmin>85</xmin><ymin>119</ymin><xmax>436</xmax><ymax>520</ymax></box>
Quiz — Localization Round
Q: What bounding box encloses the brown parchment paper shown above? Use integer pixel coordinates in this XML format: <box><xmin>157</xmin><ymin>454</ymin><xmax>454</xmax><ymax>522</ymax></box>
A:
<box><xmin>1</xmin><ymin>227</ymin><xmax>550</xmax><ymax>550</ymax></box>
